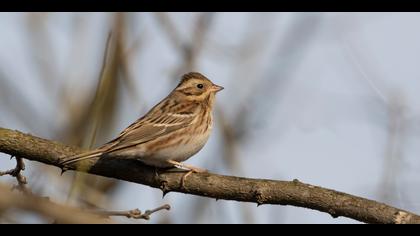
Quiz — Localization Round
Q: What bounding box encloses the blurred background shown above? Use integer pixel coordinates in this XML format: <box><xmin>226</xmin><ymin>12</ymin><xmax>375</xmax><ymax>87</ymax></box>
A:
<box><xmin>1</xmin><ymin>12</ymin><xmax>420</xmax><ymax>223</ymax></box>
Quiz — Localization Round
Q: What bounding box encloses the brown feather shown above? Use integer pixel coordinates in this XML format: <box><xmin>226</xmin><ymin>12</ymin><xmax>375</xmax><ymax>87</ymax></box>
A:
<box><xmin>60</xmin><ymin>72</ymin><xmax>221</xmax><ymax>168</ymax></box>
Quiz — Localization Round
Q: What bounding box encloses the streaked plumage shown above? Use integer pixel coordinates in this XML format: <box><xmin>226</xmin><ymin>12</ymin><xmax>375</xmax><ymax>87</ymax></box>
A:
<box><xmin>60</xmin><ymin>72</ymin><xmax>223</xmax><ymax>172</ymax></box>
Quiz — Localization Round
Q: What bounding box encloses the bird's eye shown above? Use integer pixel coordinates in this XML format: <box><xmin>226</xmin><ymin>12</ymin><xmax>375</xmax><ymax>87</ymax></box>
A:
<box><xmin>197</xmin><ymin>84</ymin><xmax>204</xmax><ymax>89</ymax></box>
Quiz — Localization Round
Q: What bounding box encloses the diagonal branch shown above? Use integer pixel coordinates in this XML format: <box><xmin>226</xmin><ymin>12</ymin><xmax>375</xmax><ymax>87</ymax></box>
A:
<box><xmin>0</xmin><ymin>182</ymin><xmax>109</xmax><ymax>224</ymax></box>
<box><xmin>1</xmin><ymin>127</ymin><xmax>419</xmax><ymax>224</ymax></box>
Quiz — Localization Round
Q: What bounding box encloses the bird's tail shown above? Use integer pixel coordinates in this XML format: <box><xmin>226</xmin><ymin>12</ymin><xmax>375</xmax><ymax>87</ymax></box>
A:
<box><xmin>59</xmin><ymin>149</ymin><xmax>104</xmax><ymax>167</ymax></box>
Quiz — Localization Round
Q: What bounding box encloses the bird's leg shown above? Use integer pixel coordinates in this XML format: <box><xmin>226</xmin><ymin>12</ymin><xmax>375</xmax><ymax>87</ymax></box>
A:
<box><xmin>167</xmin><ymin>160</ymin><xmax>207</xmax><ymax>188</ymax></box>
<box><xmin>167</xmin><ymin>160</ymin><xmax>207</xmax><ymax>172</ymax></box>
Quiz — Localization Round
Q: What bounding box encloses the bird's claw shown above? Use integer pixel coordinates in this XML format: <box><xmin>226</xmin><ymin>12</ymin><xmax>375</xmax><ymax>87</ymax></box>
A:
<box><xmin>180</xmin><ymin>167</ymin><xmax>207</xmax><ymax>189</ymax></box>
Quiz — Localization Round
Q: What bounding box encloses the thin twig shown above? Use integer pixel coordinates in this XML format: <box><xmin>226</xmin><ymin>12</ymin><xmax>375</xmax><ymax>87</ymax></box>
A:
<box><xmin>0</xmin><ymin>156</ymin><xmax>30</xmax><ymax>193</ymax></box>
<box><xmin>90</xmin><ymin>204</ymin><xmax>171</xmax><ymax>220</ymax></box>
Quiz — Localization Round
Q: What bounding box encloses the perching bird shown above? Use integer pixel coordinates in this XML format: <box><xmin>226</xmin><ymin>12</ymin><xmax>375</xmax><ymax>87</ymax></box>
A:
<box><xmin>59</xmin><ymin>72</ymin><xmax>223</xmax><ymax>182</ymax></box>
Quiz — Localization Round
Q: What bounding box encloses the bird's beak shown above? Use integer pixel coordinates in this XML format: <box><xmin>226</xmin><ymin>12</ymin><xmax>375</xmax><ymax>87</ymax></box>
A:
<box><xmin>211</xmin><ymin>84</ymin><xmax>224</xmax><ymax>93</ymax></box>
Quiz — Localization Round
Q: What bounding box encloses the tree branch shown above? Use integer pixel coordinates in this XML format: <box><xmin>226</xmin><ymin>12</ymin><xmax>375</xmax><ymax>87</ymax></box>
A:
<box><xmin>1</xmin><ymin>127</ymin><xmax>419</xmax><ymax>224</ymax></box>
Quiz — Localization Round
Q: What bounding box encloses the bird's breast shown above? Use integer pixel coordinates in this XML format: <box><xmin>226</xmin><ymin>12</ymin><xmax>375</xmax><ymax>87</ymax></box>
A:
<box><xmin>154</xmin><ymin>130</ymin><xmax>211</xmax><ymax>163</ymax></box>
<box><xmin>135</xmin><ymin>110</ymin><xmax>213</xmax><ymax>168</ymax></box>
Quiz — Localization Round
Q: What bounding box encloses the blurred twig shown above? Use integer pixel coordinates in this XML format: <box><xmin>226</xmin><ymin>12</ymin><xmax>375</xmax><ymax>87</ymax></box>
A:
<box><xmin>62</xmin><ymin>13</ymin><xmax>133</xmax><ymax>208</ymax></box>
<box><xmin>341</xmin><ymin>40</ymin><xmax>388</xmax><ymax>105</ymax></box>
<box><xmin>154</xmin><ymin>12</ymin><xmax>215</xmax><ymax>74</ymax></box>
<box><xmin>379</xmin><ymin>94</ymin><xmax>406</xmax><ymax>204</ymax></box>
<box><xmin>24</xmin><ymin>13</ymin><xmax>57</xmax><ymax>90</ymax></box>
<box><xmin>185</xmin><ymin>12</ymin><xmax>215</xmax><ymax>70</ymax></box>
<box><xmin>154</xmin><ymin>13</ymin><xmax>183</xmax><ymax>50</ymax></box>
<box><xmin>0</xmin><ymin>182</ymin><xmax>109</xmax><ymax>224</ymax></box>
<box><xmin>119</xmin><ymin>19</ymin><xmax>145</xmax><ymax>111</ymax></box>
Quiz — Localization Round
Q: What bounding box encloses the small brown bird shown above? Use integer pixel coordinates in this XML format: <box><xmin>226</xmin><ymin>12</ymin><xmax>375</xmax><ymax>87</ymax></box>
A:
<box><xmin>60</xmin><ymin>72</ymin><xmax>223</xmax><ymax>181</ymax></box>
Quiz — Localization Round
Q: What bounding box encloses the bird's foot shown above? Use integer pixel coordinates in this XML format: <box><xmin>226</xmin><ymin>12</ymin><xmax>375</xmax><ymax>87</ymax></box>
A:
<box><xmin>167</xmin><ymin>160</ymin><xmax>207</xmax><ymax>188</ymax></box>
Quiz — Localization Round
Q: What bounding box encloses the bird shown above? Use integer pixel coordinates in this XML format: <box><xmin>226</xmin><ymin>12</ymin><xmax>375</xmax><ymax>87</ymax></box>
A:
<box><xmin>59</xmin><ymin>72</ymin><xmax>224</xmax><ymax>184</ymax></box>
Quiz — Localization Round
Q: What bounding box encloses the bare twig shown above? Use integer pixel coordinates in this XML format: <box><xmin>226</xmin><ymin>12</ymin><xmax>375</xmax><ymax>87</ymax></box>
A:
<box><xmin>90</xmin><ymin>204</ymin><xmax>170</xmax><ymax>220</ymax></box>
<box><xmin>1</xmin><ymin>127</ymin><xmax>420</xmax><ymax>224</ymax></box>
<box><xmin>0</xmin><ymin>156</ymin><xmax>30</xmax><ymax>193</ymax></box>
<box><xmin>154</xmin><ymin>13</ymin><xmax>183</xmax><ymax>50</ymax></box>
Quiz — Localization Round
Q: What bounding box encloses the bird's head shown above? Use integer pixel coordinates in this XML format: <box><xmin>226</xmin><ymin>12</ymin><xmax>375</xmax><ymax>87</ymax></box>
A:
<box><xmin>175</xmin><ymin>72</ymin><xmax>223</xmax><ymax>103</ymax></box>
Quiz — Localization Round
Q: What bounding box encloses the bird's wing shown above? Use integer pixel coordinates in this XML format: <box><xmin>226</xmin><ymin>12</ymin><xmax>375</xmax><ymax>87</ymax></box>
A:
<box><xmin>59</xmin><ymin>113</ymin><xmax>196</xmax><ymax>166</ymax></box>
<box><xmin>101</xmin><ymin>110</ymin><xmax>198</xmax><ymax>154</ymax></box>
<box><xmin>59</xmin><ymin>97</ymin><xmax>200</xmax><ymax>166</ymax></box>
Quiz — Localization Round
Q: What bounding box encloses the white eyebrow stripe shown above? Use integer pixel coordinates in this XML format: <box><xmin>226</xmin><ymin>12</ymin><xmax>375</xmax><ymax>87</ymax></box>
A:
<box><xmin>167</xmin><ymin>112</ymin><xmax>195</xmax><ymax>118</ymax></box>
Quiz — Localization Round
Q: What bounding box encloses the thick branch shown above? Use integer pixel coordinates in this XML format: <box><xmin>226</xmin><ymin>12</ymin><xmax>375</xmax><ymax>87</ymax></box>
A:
<box><xmin>1</xmin><ymin>127</ymin><xmax>419</xmax><ymax>224</ymax></box>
